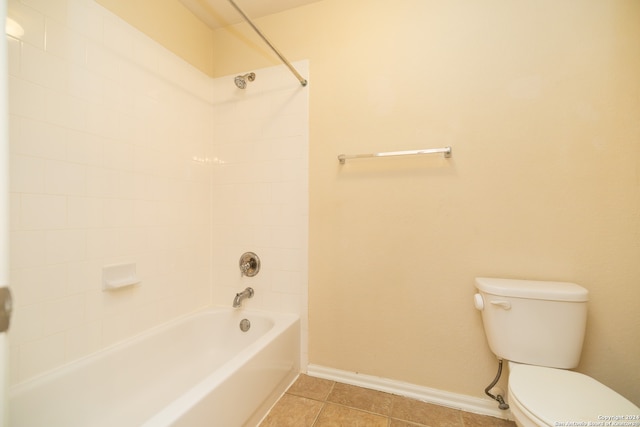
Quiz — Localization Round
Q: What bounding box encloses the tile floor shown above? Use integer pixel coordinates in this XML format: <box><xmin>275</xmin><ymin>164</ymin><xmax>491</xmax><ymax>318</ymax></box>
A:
<box><xmin>259</xmin><ymin>374</ymin><xmax>516</xmax><ymax>427</ymax></box>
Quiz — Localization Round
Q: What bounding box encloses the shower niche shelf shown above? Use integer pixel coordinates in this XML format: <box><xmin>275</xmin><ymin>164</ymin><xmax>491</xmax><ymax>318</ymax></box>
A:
<box><xmin>102</xmin><ymin>263</ymin><xmax>140</xmax><ymax>291</ymax></box>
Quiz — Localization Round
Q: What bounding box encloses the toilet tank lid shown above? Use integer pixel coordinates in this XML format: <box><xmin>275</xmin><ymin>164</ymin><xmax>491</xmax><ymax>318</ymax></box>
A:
<box><xmin>475</xmin><ymin>277</ymin><xmax>589</xmax><ymax>302</ymax></box>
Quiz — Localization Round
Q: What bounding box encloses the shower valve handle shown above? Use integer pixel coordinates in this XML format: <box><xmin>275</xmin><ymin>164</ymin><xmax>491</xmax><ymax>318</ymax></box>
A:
<box><xmin>239</xmin><ymin>252</ymin><xmax>260</xmax><ymax>277</ymax></box>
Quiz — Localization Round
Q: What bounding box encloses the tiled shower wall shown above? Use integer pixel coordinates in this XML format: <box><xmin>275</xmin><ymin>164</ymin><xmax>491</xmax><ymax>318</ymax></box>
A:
<box><xmin>210</xmin><ymin>63</ymin><xmax>309</xmax><ymax>366</ymax></box>
<box><xmin>7</xmin><ymin>0</ymin><xmax>214</xmax><ymax>384</ymax></box>
<box><xmin>7</xmin><ymin>0</ymin><xmax>308</xmax><ymax>385</ymax></box>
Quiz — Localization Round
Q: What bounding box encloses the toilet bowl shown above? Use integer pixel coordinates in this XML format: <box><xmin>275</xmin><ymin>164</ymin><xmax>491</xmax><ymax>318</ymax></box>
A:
<box><xmin>473</xmin><ymin>277</ymin><xmax>639</xmax><ymax>427</ymax></box>
<box><xmin>507</xmin><ymin>362</ymin><xmax>639</xmax><ymax>427</ymax></box>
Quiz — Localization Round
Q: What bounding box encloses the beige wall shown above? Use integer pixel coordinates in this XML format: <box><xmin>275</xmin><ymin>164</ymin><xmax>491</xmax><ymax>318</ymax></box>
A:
<box><xmin>211</xmin><ymin>0</ymin><xmax>640</xmax><ymax>404</ymax></box>
<box><xmin>95</xmin><ymin>0</ymin><xmax>215</xmax><ymax>75</ymax></box>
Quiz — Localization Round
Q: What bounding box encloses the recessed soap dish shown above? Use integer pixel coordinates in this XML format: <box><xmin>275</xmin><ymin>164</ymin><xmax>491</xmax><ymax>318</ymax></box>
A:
<box><xmin>102</xmin><ymin>263</ymin><xmax>140</xmax><ymax>291</ymax></box>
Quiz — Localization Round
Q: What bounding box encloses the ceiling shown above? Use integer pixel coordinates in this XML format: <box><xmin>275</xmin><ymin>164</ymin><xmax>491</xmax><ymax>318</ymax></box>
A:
<box><xmin>179</xmin><ymin>0</ymin><xmax>322</xmax><ymax>29</ymax></box>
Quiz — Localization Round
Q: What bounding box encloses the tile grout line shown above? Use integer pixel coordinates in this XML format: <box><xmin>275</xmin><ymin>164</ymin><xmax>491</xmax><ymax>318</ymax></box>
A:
<box><xmin>310</xmin><ymin>380</ymin><xmax>335</xmax><ymax>427</ymax></box>
<box><xmin>319</xmin><ymin>396</ymin><xmax>432</xmax><ymax>427</ymax></box>
<box><xmin>309</xmin><ymin>401</ymin><xmax>324</xmax><ymax>427</ymax></box>
<box><xmin>304</xmin><ymin>382</ymin><xmax>434</xmax><ymax>427</ymax></box>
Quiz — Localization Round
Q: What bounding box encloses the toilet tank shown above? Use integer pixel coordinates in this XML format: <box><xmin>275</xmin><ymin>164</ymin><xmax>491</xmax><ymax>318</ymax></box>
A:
<box><xmin>474</xmin><ymin>277</ymin><xmax>589</xmax><ymax>369</ymax></box>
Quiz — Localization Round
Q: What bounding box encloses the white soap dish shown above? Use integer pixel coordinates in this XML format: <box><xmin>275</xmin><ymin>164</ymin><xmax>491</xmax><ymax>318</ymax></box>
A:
<box><xmin>102</xmin><ymin>263</ymin><xmax>140</xmax><ymax>291</ymax></box>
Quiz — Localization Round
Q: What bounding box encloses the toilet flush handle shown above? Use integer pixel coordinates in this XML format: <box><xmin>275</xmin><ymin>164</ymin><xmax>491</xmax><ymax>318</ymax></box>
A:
<box><xmin>490</xmin><ymin>300</ymin><xmax>511</xmax><ymax>310</ymax></box>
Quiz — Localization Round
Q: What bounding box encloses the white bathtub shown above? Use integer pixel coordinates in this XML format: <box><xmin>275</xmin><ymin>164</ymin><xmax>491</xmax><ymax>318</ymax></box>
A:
<box><xmin>10</xmin><ymin>308</ymin><xmax>300</xmax><ymax>427</ymax></box>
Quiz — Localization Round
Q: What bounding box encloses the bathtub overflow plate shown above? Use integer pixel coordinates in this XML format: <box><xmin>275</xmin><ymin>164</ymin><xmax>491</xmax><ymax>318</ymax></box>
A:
<box><xmin>239</xmin><ymin>318</ymin><xmax>251</xmax><ymax>332</ymax></box>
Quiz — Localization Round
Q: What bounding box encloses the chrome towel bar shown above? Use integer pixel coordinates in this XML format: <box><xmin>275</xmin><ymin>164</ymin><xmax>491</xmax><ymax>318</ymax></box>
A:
<box><xmin>338</xmin><ymin>146</ymin><xmax>452</xmax><ymax>164</ymax></box>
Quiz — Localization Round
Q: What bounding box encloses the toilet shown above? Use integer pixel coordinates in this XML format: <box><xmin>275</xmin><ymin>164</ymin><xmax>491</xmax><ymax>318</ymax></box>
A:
<box><xmin>473</xmin><ymin>277</ymin><xmax>639</xmax><ymax>426</ymax></box>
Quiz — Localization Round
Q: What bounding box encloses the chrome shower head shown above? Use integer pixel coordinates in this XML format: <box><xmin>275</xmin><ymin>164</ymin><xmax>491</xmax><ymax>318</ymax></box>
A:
<box><xmin>234</xmin><ymin>72</ymin><xmax>255</xmax><ymax>89</ymax></box>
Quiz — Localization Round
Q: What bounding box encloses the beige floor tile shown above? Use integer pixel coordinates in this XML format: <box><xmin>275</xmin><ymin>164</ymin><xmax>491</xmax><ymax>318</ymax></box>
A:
<box><xmin>263</xmin><ymin>376</ymin><xmax>517</xmax><ymax>427</ymax></box>
<box><xmin>391</xmin><ymin>396</ymin><xmax>464</xmax><ymax>427</ymax></box>
<box><xmin>287</xmin><ymin>374</ymin><xmax>336</xmax><ymax>401</ymax></box>
<box><xmin>326</xmin><ymin>382</ymin><xmax>394</xmax><ymax>416</ymax></box>
<box><xmin>259</xmin><ymin>394</ymin><xmax>323</xmax><ymax>427</ymax></box>
<box><xmin>314</xmin><ymin>403</ymin><xmax>388</xmax><ymax>427</ymax></box>
<box><xmin>461</xmin><ymin>411</ymin><xmax>516</xmax><ymax>427</ymax></box>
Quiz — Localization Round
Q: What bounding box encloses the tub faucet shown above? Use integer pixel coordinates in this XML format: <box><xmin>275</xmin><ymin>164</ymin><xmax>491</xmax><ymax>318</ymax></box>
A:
<box><xmin>233</xmin><ymin>287</ymin><xmax>254</xmax><ymax>308</ymax></box>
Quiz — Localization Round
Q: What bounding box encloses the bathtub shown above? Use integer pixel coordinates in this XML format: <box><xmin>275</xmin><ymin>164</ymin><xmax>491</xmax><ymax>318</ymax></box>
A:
<box><xmin>10</xmin><ymin>308</ymin><xmax>300</xmax><ymax>427</ymax></box>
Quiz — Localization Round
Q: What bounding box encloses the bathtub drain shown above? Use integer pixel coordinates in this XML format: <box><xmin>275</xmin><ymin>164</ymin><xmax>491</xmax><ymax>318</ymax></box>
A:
<box><xmin>239</xmin><ymin>318</ymin><xmax>251</xmax><ymax>332</ymax></box>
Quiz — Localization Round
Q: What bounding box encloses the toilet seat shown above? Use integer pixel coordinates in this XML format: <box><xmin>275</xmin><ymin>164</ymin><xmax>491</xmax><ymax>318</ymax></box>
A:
<box><xmin>507</xmin><ymin>390</ymin><xmax>549</xmax><ymax>427</ymax></box>
<box><xmin>508</xmin><ymin>362</ymin><xmax>640</xmax><ymax>426</ymax></box>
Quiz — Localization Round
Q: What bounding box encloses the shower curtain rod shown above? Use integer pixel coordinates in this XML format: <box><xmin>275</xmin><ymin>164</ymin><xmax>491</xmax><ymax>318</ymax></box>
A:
<box><xmin>227</xmin><ymin>0</ymin><xmax>308</xmax><ymax>87</ymax></box>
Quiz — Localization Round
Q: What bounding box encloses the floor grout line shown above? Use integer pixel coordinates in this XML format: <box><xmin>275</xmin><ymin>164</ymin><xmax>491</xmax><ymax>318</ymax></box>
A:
<box><xmin>309</xmin><ymin>400</ymin><xmax>323</xmax><ymax>427</ymax></box>
<box><xmin>303</xmin><ymin>395</ymin><xmax>434</xmax><ymax>427</ymax></box>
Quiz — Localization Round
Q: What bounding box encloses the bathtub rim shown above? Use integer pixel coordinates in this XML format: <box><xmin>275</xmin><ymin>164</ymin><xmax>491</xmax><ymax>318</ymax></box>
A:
<box><xmin>9</xmin><ymin>306</ymin><xmax>300</xmax><ymax>398</ymax></box>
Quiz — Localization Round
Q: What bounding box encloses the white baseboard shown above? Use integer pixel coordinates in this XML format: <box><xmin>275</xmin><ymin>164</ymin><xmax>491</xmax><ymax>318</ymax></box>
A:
<box><xmin>306</xmin><ymin>364</ymin><xmax>512</xmax><ymax>421</ymax></box>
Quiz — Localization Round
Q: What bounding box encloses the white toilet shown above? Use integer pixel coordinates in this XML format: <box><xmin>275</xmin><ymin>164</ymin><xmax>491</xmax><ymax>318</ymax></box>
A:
<box><xmin>473</xmin><ymin>277</ymin><xmax>639</xmax><ymax>426</ymax></box>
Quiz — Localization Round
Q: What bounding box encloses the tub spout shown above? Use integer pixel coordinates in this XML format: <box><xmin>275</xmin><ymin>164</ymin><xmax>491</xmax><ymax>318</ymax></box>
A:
<box><xmin>233</xmin><ymin>287</ymin><xmax>254</xmax><ymax>308</ymax></box>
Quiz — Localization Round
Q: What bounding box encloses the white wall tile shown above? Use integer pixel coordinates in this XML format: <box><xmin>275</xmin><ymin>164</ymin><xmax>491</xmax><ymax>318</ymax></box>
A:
<box><xmin>118</xmin><ymin>228</ymin><xmax>148</xmax><ymax>256</ymax></box>
<box><xmin>102</xmin><ymin>17</ymin><xmax>134</xmax><ymax>60</ymax></box>
<box><xmin>10</xmin><ymin>154</ymin><xmax>46</xmax><ymax>193</ymax></box>
<box><xmin>66</xmin><ymin>259</ymin><xmax>102</xmax><ymax>294</ymax></box>
<box><xmin>67</xmin><ymin>63</ymin><xmax>103</xmax><ymax>103</ymax></box>
<box><xmin>44</xmin><ymin>89</ymin><xmax>75</xmax><ymax>128</ymax></box>
<box><xmin>10</xmin><ymin>230</ymin><xmax>47</xmax><ymax>269</ymax></box>
<box><xmin>117</xmin><ymin>171</ymin><xmax>145</xmax><ymax>199</ymax></box>
<box><xmin>131</xmin><ymin>34</ymin><xmax>159</xmax><ymax>73</ymax></box>
<box><xmin>45</xmin><ymin>159</ymin><xmax>86</xmax><ymax>195</ymax></box>
<box><xmin>67</xmin><ymin>130</ymin><xmax>104</xmax><ymax>166</ymax></box>
<box><xmin>10</xmin><ymin>264</ymin><xmax>68</xmax><ymax>307</ymax></box>
<box><xmin>102</xmin><ymin>80</ymin><xmax>134</xmax><ymax>115</ymax></box>
<box><xmin>7</xmin><ymin>35</ymin><xmax>21</xmax><ymax>77</ymax></box>
<box><xmin>102</xmin><ymin>198</ymin><xmax>134</xmax><ymax>228</ymax></box>
<box><xmin>85</xmin><ymin>103</ymin><xmax>120</xmax><ymax>139</ymax></box>
<box><xmin>45</xmin><ymin>229</ymin><xmax>86</xmax><ymax>264</ymax></box>
<box><xmin>9</xmin><ymin>303</ymin><xmax>44</xmax><ymax>345</ymax></box>
<box><xmin>67</xmin><ymin>196</ymin><xmax>103</xmax><ymax>228</ymax></box>
<box><xmin>102</xmin><ymin>139</ymin><xmax>133</xmax><ymax>171</ymax></box>
<box><xmin>18</xmin><ymin>333</ymin><xmax>66</xmax><ymax>382</ymax></box>
<box><xmin>102</xmin><ymin>312</ymin><xmax>133</xmax><ymax>347</ymax></box>
<box><xmin>11</xmin><ymin>117</ymin><xmax>67</xmax><ymax>160</ymax></box>
<box><xmin>20</xmin><ymin>193</ymin><xmax>67</xmax><ymax>229</ymax></box>
<box><xmin>86</xmin><ymin>167</ymin><xmax>119</xmax><ymax>198</ymax></box>
<box><xmin>45</xmin><ymin>18</ymin><xmax>85</xmax><ymax>63</ymax></box>
<box><xmin>65</xmin><ymin>94</ymin><xmax>89</xmax><ymax>130</ymax></box>
<box><xmin>9</xmin><ymin>76</ymin><xmax>49</xmax><ymax>121</ymax></box>
<box><xmin>86</xmin><ymin>228</ymin><xmax>119</xmax><ymax>259</ymax></box>
<box><xmin>20</xmin><ymin>42</ymin><xmax>67</xmax><ymax>89</ymax></box>
<box><xmin>41</xmin><ymin>294</ymin><xmax>86</xmax><ymax>336</ymax></box>
<box><xmin>64</xmin><ymin>320</ymin><xmax>102</xmax><ymax>362</ymax></box>
<box><xmin>66</xmin><ymin>0</ymin><xmax>103</xmax><ymax>41</ymax></box>
<box><xmin>21</xmin><ymin>0</ymin><xmax>69</xmax><ymax>24</ymax></box>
